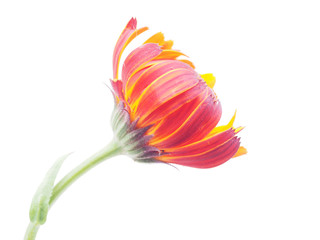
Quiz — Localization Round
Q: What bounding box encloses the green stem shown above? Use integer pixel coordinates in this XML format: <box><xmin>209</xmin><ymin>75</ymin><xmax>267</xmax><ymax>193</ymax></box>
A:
<box><xmin>24</xmin><ymin>140</ymin><xmax>122</xmax><ymax>240</ymax></box>
<box><xmin>50</xmin><ymin>141</ymin><xmax>121</xmax><ymax>205</ymax></box>
<box><xmin>24</xmin><ymin>222</ymin><xmax>39</xmax><ymax>240</ymax></box>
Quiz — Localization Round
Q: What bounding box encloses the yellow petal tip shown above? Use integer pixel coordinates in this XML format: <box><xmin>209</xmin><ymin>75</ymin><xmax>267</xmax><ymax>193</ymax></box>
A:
<box><xmin>201</xmin><ymin>73</ymin><xmax>216</xmax><ymax>88</ymax></box>
<box><xmin>233</xmin><ymin>146</ymin><xmax>247</xmax><ymax>158</ymax></box>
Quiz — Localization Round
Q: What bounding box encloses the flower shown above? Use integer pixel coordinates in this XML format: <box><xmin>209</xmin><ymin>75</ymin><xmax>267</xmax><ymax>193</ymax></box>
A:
<box><xmin>110</xmin><ymin>18</ymin><xmax>246</xmax><ymax>168</ymax></box>
<box><xmin>24</xmin><ymin>18</ymin><xmax>248</xmax><ymax>240</ymax></box>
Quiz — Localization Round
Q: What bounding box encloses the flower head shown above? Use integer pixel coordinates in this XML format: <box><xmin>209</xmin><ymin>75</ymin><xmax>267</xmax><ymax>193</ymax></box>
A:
<box><xmin>111</xmin><ymin>18</ymin><xmax>246</xmax><ymax>168</ymax></box>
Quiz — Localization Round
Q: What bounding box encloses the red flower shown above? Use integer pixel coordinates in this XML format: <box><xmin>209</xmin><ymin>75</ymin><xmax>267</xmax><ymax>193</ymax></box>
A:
<box><xmin>111</xmin><ymin>18</ymin><xmax>246</xmax><ymax>168</ymax></box>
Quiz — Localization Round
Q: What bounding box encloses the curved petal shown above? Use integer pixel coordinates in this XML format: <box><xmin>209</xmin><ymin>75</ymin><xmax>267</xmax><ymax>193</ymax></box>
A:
<box><xmin>144</xmin><ymin>32</ymin><xmax>165</xmax><ymax>45</ymax></box>
<box><xmin>128</xmin><ymin>60</ymin><xmax>195</xmax><ymax>107</ymax></box>
<box><xmin>201</xmin><ymin>73</ymin><xmax>216</xmax><ymax>88</ymax></box>
<box><xmin>155</xmin><ymin>50</ymin><xmax>187</xmax><ymax>60</ymax></box>
<box><xmin>125</xmin><ymin>66</ymin><xmax>150</xmax><ymax>100</ymax></box>
<box><xmin>110</xmin><ymin>79</ymin><xmax>124</xmax><ymax>101</ymax></box>
<box><xmin>122</xmin><ymin>43</ymin><xmax>162</xmax><ymax>90</ymax></box>
<box><xmin>147</xmin><ymin>93</ymin><xmax>206</xmax><ymax>139</ymax></box>
<box><xmin>233</xmin><ymin>146</ymin><xmax>247</xmax><ymax>158</ymax></box>
<box><xmin>162</xmin><ymin>40</ymin><xmax>173</xmax><ymax>49</ymax></box>
<box><xmin>162</xmin><ymin>128</ymin><xmax>237</xmax><ymax>156</ymax></box>
<box><xmin>144</xmin><ymin>32</ymin><xmax>173</xmax><ymax>49</ymax></box>
<box><xmin>139</xmin><ymin>80</ymin><xmax>208</xmax><ymax>127</ymax></box>
<box><xmin>209</xmin><ymin>110</ymin><xmax>237</xmax><ymax>135</ymax></box>
<box><xmin>113</xmin><ymin>18</ymin><xmax>148</xmax><ymax>79</ymax></box>
<box><xmin>179</xmin><ymin>59</ymin><xmax>195</xmax><ymax>69</ymax></box>
<box><xmin>160</xmin><ymin>137</ymin><xmax>241</xmax><ymax>168</ymax></box>
<box><xmin>132</xmin><ymin>68</ymin><xmax>200</xmax><ymax>118</ymax></box>
<box><xmin>151</xmin><ymin>91</ymin><xmax>222</xmax><ymax>148</ymax></box>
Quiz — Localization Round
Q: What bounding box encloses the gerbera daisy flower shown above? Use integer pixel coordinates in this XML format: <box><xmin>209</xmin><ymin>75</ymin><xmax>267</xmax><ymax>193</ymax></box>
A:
<box><xmin>110</xmin><ymin>18</ymin><xmax>246</xmax><ymax>168</ymax></box>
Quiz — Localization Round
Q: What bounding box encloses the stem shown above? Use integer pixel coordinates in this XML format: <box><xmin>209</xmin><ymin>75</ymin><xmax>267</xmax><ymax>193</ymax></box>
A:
<box><xmin>24</xmin><ymin>222</ymin><xmax>39</xmax><ymax>240</ymax></box>
<box><xmin>24</xmin><ymin>140</ymin><xmax>122</xmax><ymax>240</ymax></box>
<box><xmin>50</xmin><ymin>141</ymin><xmax>121</xmax><ymax>205</ymax></box>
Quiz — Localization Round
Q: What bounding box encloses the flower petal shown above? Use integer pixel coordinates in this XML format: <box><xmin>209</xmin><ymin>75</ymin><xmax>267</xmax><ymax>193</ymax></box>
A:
<box><xmin>232</xmin><ymin>146</ymin><xmax>247</xmax><ymax>158</ymax></box>
<box><xmin>161</xmin><ymin>40</ymin><xmax>173</xmax><ymax>49</ymax></box>
<box><xmin>132</xmin><ymin>68</ymin><xmax>199</xmax><ymax>117</ymax></box>
<box><xmin>144</xmin><ymin>32</ymin><xmax>165</xmax><ymax>45</ymax></box>
<box><xmin>122</xmin><ymin>43</ymin><xmax>162</xmax><ymax>90</ymax></box>
<box><xmin>144</xmin><ymin>32</ymin><xmax>173</xmax><ymax>49</ymax></box>
<box><xmin>146</xmin><ymin>92</ymin><xmax>206</xmax><ymax>138</ymax></box>
<box><xmin>110</xmin><ymin>79</ymin><xmax>125</xmax><ymax>101</ymax></box>
<box><xmin>201</xmin><ymin>73</ymin><xmax>216</xmax><ymax>88</ymax></box>
<box><xmin>160</xmin><ymin>137</ymin><xmax>240</xmax><ymax>168</ymax></box>
<box><xmin>162</xmin><ymin>128</ymin><xmax>237</xmax><ymax>157</ymax></box>
<box><xmin>139</xmin><ymin>80</ymin><xmax>208</xmax><ymax>126</ymax></box>
<box><xmin>155</xmin><ymin>50</ymin><xmax>187</xmax><ymax>60</ymax></box>
<box><xmin>113</xmin><ymin>18</ymin><xmax>148</xmax><ymax>79</ymax></box>
<box><xmin>128</xmin><ymin>60</ymin><xmax>194</xmax><ymax>106</ymax></box>
<box><xmin>209</xmin><ymin>110</ymin><xmax>237</xmax><ymax>135</ymax></box>
<box><xmin>150</xmin><ymin>91</ymin><xmax>222</xmax><ymax>148</ymax></box>
<box><xmin>179</xmin><ymin>59</ymin><xmax>195</xmax><ymax>69</ymax></box>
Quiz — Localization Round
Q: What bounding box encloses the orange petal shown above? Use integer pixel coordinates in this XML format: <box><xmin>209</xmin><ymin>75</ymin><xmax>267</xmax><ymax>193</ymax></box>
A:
<box><xmin>144</xmin><ymin>33</ymin><xmax>174</xmax><ymax>49</ymax></box>
<box><xmin>232</xmin><ymin>146</ymin><xmax>247</xmax><ymax>158</ymax></box>
<box><xmin>155</xmin><ymin>50</ymin><xmax>187</xmax><ymax>60</ymax></box>
<box><xmin>162</xmin><ymin>40</ymin><xmax>174</xmax><ymax>49</ymax></box>
<box><xmin>179</xmin><ymin>59</ymin><xmax>195</xmax><ymax>69</ymax></box>
<box><xmin>144</xmin><ymin>32</ymin><xmax>165</xmax><ymax>45</ymax></box>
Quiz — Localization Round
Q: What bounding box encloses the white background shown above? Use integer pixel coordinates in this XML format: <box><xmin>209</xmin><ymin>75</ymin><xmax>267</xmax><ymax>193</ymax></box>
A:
<box><xmin>1</xmin><ymin>0</ymin><xmax>320</xmax><ymax>239</ymax></box>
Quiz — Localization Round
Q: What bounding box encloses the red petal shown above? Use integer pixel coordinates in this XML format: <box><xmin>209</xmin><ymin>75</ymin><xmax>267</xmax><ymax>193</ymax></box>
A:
<box><xmin>147</xmin><ymin>92</ymin><xmax>206</xmax><ymax>140</ymax></box>
<box><xmin>126</xmin><ymin>17</ymin><xmax>137</xmax><ymax>29</ymax></box>
<box><xmin>125</xmin><ymin>65</ymin><xmax>151</xmax><ymax>100</ymax></box>
<box><xmin>139</xmin><ymin>81</ymin><xmax>208</xmax><ymax>126</ymax></box>
<box><xmin>132</xmin><ymin>68</ymin><xmax>200</xmax><ymax>118</ymax></box>
<box><xmin>151</xmin><ymin>92</ymin><xmax>222</xmax><ymax>148</ymax></box>
<box><xmin>151</xmin><ymin>88</ymin><xmax>221</xmax><ymax>148</ymax></box>
<box><xmin>150</xmin><ymin>87</ymin><xmax>221</xmax><ymax>144</ymax></box>
<box><xmin>121</xmin><ymin>43</ymin><xmax>162</xmax><ymax>90</ymax></box>
<box><xmin>113</xmin><ymin>18</ymin><xmax>137</xmax><ymax>79</ymax></box>
<box><xmin>164</xmin><ymin>128</ymin><xmax>237</xmax><ymax>156</ymax></box>
<box><xmin>162</xmin><ymin>137</ymin><xmax>240</xmax><ymax>168</ymax></box>
<box><xmin>128</xmin><ymin>60</ymin><xmax>194</xmax><ymax>105</ymax></box>
<box><xmin>112</xmin><ymin>18</ymin><xmax>148</xmax><ymax>79</ymax></box>
<box><xmin>110</xmin><ymin>79</ymin><xmax>124</xmax><ymax>101</ymax></box>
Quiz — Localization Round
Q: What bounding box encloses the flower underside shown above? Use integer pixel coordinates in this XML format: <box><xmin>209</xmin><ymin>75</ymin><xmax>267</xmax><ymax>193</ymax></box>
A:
<box><xmin>111</xmin><ymin>18</ymin><xmax>246</xmax><ymax>168</ymax></box>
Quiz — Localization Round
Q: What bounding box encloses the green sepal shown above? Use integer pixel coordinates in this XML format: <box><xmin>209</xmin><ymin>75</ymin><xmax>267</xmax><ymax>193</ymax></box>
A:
<box><xmin>111</xmin><ymin>101</ymin><xmax>168</xmax><ymax>162</ymax></box>
<box><xmin>29</xmin><ymin>153</ymin><xmax>71</xmax><ymax>225</ymax></box>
